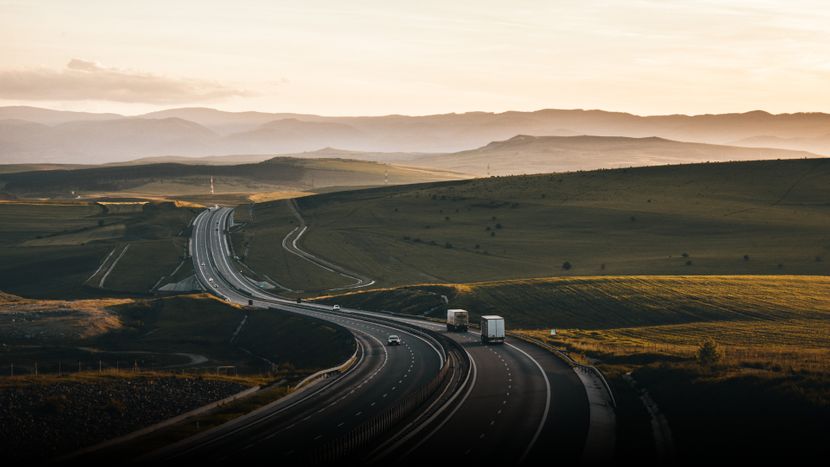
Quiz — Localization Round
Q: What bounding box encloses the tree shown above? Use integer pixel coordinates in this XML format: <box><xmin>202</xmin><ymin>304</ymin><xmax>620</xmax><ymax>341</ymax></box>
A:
<box><xmin>562</xmin><ymin>261</ymin><xmax>572</xmax><ymax>271</ymax></box>
<box><xmin>696</xmin><ymin>339</ymin><xmax>723</xmax><ymax>367</ymax></box>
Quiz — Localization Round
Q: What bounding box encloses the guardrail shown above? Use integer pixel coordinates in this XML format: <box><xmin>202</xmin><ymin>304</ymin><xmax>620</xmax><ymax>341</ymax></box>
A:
<box><xmin>508</xmin><ymin>332</ymin><xmax>616</xmax><ymax>408</ymax></box>
<box><xmin>293</xmin><ymin>343</ymin><xmax>360</xmax><ymax>391</ymax></box>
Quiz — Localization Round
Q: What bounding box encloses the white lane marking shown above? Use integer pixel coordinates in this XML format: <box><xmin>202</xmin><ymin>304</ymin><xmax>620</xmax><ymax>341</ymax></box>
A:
<box><xmin>506</xmin><ymin>342</ymin><xmax>552</xmax><ymax>464</ymax></box>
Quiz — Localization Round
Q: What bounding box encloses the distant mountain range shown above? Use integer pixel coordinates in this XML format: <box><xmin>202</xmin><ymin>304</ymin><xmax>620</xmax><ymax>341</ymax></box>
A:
<box><xmin>406</xmin><ymin>135</ymin><xmax>819</xmax><ymax>175</ymax></box>
<box><xmin>1</xmin><ymin>105</ymin><xmax>828</xmax><ymax>165</ymax></box>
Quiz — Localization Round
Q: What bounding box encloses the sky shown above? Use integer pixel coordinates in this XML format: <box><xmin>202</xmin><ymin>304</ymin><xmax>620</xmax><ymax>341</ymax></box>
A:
<box><xmin>1</xmin><ymin>0</ymin><xmax>829</xmax><ymax>116</ymax></box>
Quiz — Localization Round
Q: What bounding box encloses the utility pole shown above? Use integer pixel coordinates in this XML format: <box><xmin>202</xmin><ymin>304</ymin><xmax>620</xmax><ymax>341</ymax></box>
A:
<box><xmin>99</xmin><ymin>360</ymin><xmax>102</xmax><ymax>373</ymax></box>
<box><xmin>10</xmin><ymin>363</ymin><xmax>13</xmax><ymax>377</ymax></box>
<box><xmin>34</xmin><ymin>361</ymin><xmax>37</xmax><ymax>376</ymax></box>
<box><xmin>384</xmin><ymin>168</ymin><xmax>389</xmax><ymax>185</ymax></box>
<box><xmin>210</xmin><ymin>176</ymin><xmax>215</xmax><ymax>195</ymax></box>
<box><xmin>58</xmin><ymin>361</ymin><xmax>62</xmax><ymax>376</ymax></box>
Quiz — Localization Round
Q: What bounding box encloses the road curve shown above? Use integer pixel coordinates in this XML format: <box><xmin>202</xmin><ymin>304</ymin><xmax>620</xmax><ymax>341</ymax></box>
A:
<box><xmin>179</xmin><ymin>206</ymin><xmax>592</xmax><ymax>464</ymax></box>
<box><xmin>152</xmin><ymin>207</ymin><xmax>445</xmax><ymax>463</ymax></box>
<box><xmin>282</xmin><ymin>198</ymin><xmax>376</xmax><ymax>291</ymax></box>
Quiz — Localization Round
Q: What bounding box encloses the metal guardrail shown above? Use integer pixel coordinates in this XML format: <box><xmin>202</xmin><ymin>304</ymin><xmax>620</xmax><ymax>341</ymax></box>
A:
<box><xmin>581</xmin><ymin>365</ymin><xmax>617</xmax><ymax>408</ymax></box>
<box><xmin>293</xmin><ymin>344</ymin><xmax>360</xmax><ymax>391</ymax></box>
<box><xmin>508</xmin><ymin>332</ymin><xmax>617</xmax><ymax>408</ymax></box>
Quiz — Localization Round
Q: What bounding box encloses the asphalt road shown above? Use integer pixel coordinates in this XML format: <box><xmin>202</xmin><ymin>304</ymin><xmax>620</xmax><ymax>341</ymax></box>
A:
<box><xmin>178</xmin><ymin>206</ymin><xmax>591</xmax><ymax>464</ymax></box>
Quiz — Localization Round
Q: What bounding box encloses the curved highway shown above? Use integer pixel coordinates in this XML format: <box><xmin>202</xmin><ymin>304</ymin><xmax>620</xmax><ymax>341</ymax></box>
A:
<box><xmin>176</xmin><ymin>206</ymin><xmax>592</xmax><ymax>464</ymax></box>
<box><xmin>152</xmin><ymin>207</ymin><xmax>446</xmax><ymax>463</ymax></box>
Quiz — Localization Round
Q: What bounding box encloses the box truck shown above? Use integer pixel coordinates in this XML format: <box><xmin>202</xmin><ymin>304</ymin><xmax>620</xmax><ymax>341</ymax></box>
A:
<box><xmin>446</xmin><ymin>309</ymin><xmax>469</xmax><ymax>332</ymax></box>
<box><xmin>480</xmin><ymin>315</ymin><xmax>505</xmax><ymax>344</ymax></box>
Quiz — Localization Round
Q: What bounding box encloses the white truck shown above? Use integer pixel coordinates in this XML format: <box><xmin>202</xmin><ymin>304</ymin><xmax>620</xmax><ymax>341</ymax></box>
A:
<box><xmin>446</xmin><ymin>309</ymin><xmax>469</xmax><ymax>332</ymax></box>
<box><xmin>480</xmin><ymin>315</ymin><xmax>505</xmax><ymax>344</ymax></box>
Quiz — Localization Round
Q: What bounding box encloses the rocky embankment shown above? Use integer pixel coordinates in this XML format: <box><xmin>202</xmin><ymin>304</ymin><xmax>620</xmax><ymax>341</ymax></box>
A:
<box><xmin>0</xmin><ymin>375</ymin><xmax>250</xmax><ymax>461</ymax></box>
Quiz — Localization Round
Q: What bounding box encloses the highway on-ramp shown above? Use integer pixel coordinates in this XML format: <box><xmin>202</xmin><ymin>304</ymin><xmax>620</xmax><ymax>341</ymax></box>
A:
<box><xmin>172</xmin><ymin>206</ymin><xmax>593</xmax><ymax>464</ymax></box>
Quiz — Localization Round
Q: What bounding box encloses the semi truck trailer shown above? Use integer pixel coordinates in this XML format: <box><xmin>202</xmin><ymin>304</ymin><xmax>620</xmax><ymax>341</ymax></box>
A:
<box><xmin>446</xmin><ymin>309</ymin><xmax>469</xmax><ymax>332</ymax></box>
<box><xmin>480</xmin><ymin>315</ymin><xmax>505</xmax><ymax>344</ymax></box>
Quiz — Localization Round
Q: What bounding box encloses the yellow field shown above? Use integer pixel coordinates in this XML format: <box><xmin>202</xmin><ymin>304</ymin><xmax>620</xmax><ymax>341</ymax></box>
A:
<box><xmin>320</xmin><ymin>275</ymin><xmax>830</xmax><ymax>373</ymax></box>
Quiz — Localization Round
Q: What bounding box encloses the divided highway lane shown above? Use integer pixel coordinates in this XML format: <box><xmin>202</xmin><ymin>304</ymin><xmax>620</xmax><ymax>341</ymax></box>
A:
<box><xmin>334</xmin><ymin>311</ymin><xmax>591</xmax><ymax>465</ymax></box>
<box><xmin>171</xmin><ymin>207</ymin><xmax>444</xmax><ymax>462</ymax></box>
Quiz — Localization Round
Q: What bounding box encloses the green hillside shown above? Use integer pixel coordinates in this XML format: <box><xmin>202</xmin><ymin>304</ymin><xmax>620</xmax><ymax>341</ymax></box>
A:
<box><xmin>237</xmin><ymin>158</ymin><xmax>830</xmax><ymax>291</ymax></box>
<box><xmin>0</xmin><ymin>201</ymin><xmax>197</xmax><ymax>298</ymax></box>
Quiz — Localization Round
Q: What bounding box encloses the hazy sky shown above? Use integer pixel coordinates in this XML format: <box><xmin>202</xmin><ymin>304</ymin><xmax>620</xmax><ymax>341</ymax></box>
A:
<box><xmin>1</xmin><ymin>0</ymin><xmax>829</xmax><ymax>116</ymax></box>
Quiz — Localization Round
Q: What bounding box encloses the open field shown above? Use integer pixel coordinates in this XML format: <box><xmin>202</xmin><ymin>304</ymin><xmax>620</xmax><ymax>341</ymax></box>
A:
<box><xmin>0</xmin><ymin>200</ymin><xmax>197</xmax><ymax>298</ymax></box>
<box><xmin>0</xmin><ymin>293</ymin><xmax>355</xmax><ymax>375</ymax></box>
<box><xmin>315</xmin><ymin>275</ymin><xmax>830</xmax><ymax>370</ymax></box>
<box><xmin>230</xmin><ymin>201</ymin><xmax>357</xmax><ymax>292</ymax></box>
<box><xmin>237</xmin><ymin>158</ymin><xmax>830</xmax><ymax>291</ymax></box>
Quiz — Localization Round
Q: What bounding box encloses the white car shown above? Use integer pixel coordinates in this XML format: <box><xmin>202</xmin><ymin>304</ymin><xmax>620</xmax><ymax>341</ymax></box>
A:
<box><xmin>387</xmin><ymin>335</ymin><xmax>401</xmax><ymax>346</ymax></box>
<box><xmin>332</xmin><ymin>304</ymin><xmax>341</xmax><ymax>311</ymax></box>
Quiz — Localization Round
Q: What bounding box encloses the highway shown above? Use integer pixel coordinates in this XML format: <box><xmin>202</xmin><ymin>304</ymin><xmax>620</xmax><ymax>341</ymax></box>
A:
<box><xmin>173</xmin><ymin>206</ymin><xmax>592</xmax><ymax>464</ymax></box>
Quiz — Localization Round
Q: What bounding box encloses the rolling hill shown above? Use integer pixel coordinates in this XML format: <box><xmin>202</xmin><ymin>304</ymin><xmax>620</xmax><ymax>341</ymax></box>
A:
<box><xmin>0</xmin><ymin>156</ymin><xmax>465</xmax><ymax>199</ymax></box>
<box><xmin>3</xmin><ymin>106</ymin><xmax>830</xmax><ymax>164</ymax></box>
<box><xmin>233</xmin><ymin>158</ymin><xmax>830</xmax><ymax>292</ymax></box>
<box><xmin>405</xmin><ymin>134</ymin><xmax>820</xmax><ymax>175</ymax></box>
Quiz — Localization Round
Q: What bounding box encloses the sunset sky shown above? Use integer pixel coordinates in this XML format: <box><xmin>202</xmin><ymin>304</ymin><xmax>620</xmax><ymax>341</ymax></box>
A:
<box><xmin>1</xmin><ymin>0</ymin><xmax>829</xmax><ymax>116</ymax></box>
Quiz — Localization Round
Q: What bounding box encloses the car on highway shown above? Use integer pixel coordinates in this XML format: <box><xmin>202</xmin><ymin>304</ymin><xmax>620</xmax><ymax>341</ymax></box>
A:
<box><xmin>387</xmin><ymin>335</ymin><xmax>401</xmax><ymax>346</ymax></box>
<box><xmin>332</xmin><ymin>304</ymin><xmax>341</xmax><ymax>311</ymax></box>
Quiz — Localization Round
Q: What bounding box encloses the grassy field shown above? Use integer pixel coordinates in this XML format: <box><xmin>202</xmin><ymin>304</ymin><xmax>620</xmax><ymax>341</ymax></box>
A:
<box><xmin>313</xmin><ymin>274</ymin><xmax>830</xmax><ymax>464</ymax></box>
<box><xmin>0</xmin><ymin>200</ymin><xmax>197</xmax><ymax>298</ymax></box>
<box><xmin>1</xmin><ymin>293</ymin><xmax>355</xmax><ymax>376</ymax></box>
<box><xmin>237</xmin><ymin>158</ymin><xmax>830</xmax><ymax>291</ymax></box>
<box><xmin>315</xmin><ymin>275</ymin><xmax>830</xmax><ymax>369</ymax></box>
<box><xmin>230</xmin><ymin>201</ymin><xmax>357</xmax><ymax>292</ymax></box>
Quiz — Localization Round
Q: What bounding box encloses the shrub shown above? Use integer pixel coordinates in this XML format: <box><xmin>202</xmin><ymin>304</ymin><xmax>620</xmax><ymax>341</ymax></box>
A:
<box><xmin>696</xmin><ymin>339</ymin><xmax>723</xmax><ymax>367</ymax></box>
<box><xmin>743</xmin><ymin>254</ymin><xmax>750</xmax><ymax>261</ymax></box>
<box><xmin>495</xmin><ymin>223</ymin><xmax>502</xmax><ymax>229</ymax></box>
<box><xmin>681</xmin><ymin>252</ymin><xmax>689</xmax><ymax>258</ymax></box>
<box><xmin>562</xmin><ymin>261</ymin><xmax>572</xmax><ymax>270</ymax></box>
<box><xmin>685</xmin><ymin>260</ymin><xmax>693</xmax><ymax>266</ymax></box>
<box><xmin>444</xmin><ymin>242</ymin><xmax>453</xmax><ymax>249</ymax></box>
<box><xmin>490</xmin><ymin>231</ymin><xmax>495</xmax><ymax>237</ymax></box>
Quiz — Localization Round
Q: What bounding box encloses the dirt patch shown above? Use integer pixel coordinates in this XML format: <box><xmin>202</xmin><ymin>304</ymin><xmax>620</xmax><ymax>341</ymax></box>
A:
<box><xmin>0</xmin><ymin>292</ymin><xmax>129</xmax><ymax>340</ymax></box>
